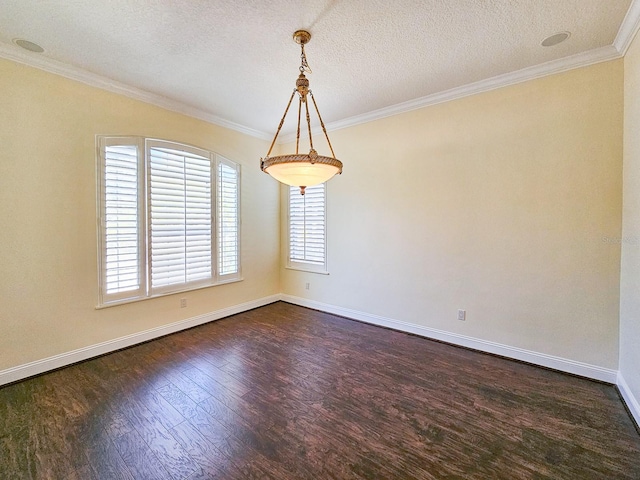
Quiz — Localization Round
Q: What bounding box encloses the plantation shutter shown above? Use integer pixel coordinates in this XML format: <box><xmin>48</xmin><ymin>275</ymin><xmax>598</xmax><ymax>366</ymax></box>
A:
<box><xmin>100</xmin><ymin>139</ymin><xmax>145</xmax><ymax>302</ymax></box>
<box><xmin>217</xmin><ymin>158</ymin><xmax>240</xmax><ymax>277</ymax></box>
<box><xmin>148</xmin><ymin>143</ymin><xmax>213</xmax><ymax>292</ymax></box>
<box><xmin>289</xmin><ymin>183</ymin><xmax>326</xmax><ymax>266</ymax></box>
<box><xmin>98</xmin><ymin>136</ymin><xmax>242</xmax><ymax>306</ymax></box>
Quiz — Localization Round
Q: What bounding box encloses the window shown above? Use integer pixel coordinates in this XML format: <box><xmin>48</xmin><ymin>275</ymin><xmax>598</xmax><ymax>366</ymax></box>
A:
<box><xmin>97</xmin><ymin>137</ymin><xmax>240</xmax><ymax>306</ymax></box>
<box><xmin>288</xmin><ymin>183</ymin><xmax>327</xmax><ymax>273</ymax></box>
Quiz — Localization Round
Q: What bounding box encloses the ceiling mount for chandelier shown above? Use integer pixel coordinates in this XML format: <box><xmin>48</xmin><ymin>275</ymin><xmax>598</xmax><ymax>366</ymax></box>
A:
<box><xmin>260</xmin><ymin>29</ymin><xmax>343</xmax><ymax>195</ymax></box>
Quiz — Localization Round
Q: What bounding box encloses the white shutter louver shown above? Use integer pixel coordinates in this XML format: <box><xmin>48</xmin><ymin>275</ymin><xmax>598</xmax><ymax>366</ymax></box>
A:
<box><xmin>217</xmin><ymin>159</ymin><xmax>239</xmax><ymax>276</ymax></box>
<box><xmin>103</xmin><ymin>143</ymin><xmax>142</xmax><ymax>297</ymax></box>
<box><xmin>148</xmin><ymin>145</ymin><xmax>212</xmax><ymax>291</ymax></box>
<box><xmin>289</xmin><ymin>183</ymin><xmax>326</xmax><ymax>267</ymax></box>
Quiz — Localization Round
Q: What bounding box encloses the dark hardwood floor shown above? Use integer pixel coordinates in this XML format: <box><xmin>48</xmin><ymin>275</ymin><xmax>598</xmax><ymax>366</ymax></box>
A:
<box><xmin>1</xmin><ymin>301</ymin><xmax>639</xmax><ymax>479</ymax></box>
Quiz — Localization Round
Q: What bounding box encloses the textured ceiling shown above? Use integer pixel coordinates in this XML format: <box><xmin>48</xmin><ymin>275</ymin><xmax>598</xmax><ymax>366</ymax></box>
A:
<box><xmin>0</xmin><ymin>0</ymin><xmax>636</xmax><ymax>139</ymax></box>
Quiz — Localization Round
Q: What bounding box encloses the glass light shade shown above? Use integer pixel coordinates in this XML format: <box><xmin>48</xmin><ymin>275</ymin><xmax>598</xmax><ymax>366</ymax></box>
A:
<box><xmin>262</xmin><ymin>153</ymin><xmax>342</xmax><ymax>187</ymax></box>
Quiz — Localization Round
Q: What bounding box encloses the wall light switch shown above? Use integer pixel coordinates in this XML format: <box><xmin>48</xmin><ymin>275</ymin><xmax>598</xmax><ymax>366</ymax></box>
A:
<box><xmin>457</xmin><ymin>309</ymin><xmax>466</xmax><ymax>321</ymax></box>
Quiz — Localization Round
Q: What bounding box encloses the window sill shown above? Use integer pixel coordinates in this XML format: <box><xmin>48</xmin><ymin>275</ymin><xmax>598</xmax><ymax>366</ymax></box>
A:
<box><xmin>95</xmin><ymin>277</ymin><xmax>244</xmax><ymax>309</ymax></box>
<box><xmin>285</xmin><ymin>265</ymin><xmax>329</xmax><ymax>275</ymax></box>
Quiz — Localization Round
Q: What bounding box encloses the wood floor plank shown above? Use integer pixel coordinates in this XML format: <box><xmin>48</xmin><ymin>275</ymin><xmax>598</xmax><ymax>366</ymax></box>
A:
<box><xmin>160</xmin><ymin>368</ymin><xmax>213</xmax><ymax>404</ymax></box>
<box><xmin>64</xmin><ymin>464</ymin><xmax>95</xmax><ymax>480</ymax></box>
<box><xmin>79</xmin><ymin>431</ymin><xmax>133</xmax><ymax>480</ymax></box>
<box><xmin>157</xmin><ymin>381</ymin><xmax>200</xmax><ymax>420</ymax></box>
<box><xmin>120</xmin><ymin>399</ymin><xmax>199</xmax><ymax>480</ymax></box>
<box><xmin>189</xmin><ymin>362</ymin><xmax>252</xmax><ymax>398</ymax></box>
<box><xmin>169</xmin><ymin>418</ymin><xmax>238</xmax><ymax>479</ymax></box>
<box><xmin>1</xmin><ymin>302</ymin><xmax>639</xmax><ymax>479</ymax></box>
<box><xmin>112</xmin><ymin>428</ymin><xmax>172</xmax><ymax>480</ymax></box>
<box><xmin>24</xmin><ymin>377</ymin><xmax>83</xmax><ymax>479</ymax></box>
<box><xmin>0</xmin><ymin>381</ymin><xmax>41</xmax><ymax>479</ymax></box>
<box><xmin>197</xmin><ymin>396</ymin><xmax>275</xmax><ymax>454</ymax></box>
<box><xmin>121</xmin><ymin>374</ymin><xmax>186</xmax><ymax>432</ymax></box>
<box><xmin>181</xmin><ymin>366</ymin><xmax>245</xmax><ymax>405</ymax></box>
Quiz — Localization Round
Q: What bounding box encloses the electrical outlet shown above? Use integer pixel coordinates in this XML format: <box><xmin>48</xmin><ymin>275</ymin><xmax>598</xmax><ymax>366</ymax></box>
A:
<box><xmin>457</xmin><ymin>309</ymin><xmax>466</xmax><ymax>321</ymax></box>
<box><xmin>305</xmin><ymin>282</ymin><xmax>310</xmax><ymax>290</ymax></box>
<box><xmin>180</xmin><ymin>298</ymin><xmax>187</xmax><ymax>308</ymax></box>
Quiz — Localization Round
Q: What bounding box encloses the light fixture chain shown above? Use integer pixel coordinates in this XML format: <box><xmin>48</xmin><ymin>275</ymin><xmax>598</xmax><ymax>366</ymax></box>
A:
<box><xmin>300</xmin><ymin>44</ymin><xmax>312</xmax><ymax>74</ymax></box>
<box><xmin>296</xmin><ymin>96</ymin><xmax>302</xmax><ymax>155</ymax></box>
<box><xmin>266</xmin><ymin>88</ymin><xmax>297</xmax><ymax>158</ymax></box>
<box><xmin>305</xmin><ymin>97</ymin><xmax>314</xmax><ymax>151</ymax></box>
<box><xmin>310</xmin><ymin>92</ymin><xmax>336</xmax><ymax>159</ymax></box>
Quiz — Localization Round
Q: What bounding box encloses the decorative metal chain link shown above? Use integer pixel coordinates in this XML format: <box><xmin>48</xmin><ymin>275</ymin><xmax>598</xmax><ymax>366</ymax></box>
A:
<box><xmin>299</xmin><ymin>44</ymin><xmax>312</xmax><ymax>74</ymax></box>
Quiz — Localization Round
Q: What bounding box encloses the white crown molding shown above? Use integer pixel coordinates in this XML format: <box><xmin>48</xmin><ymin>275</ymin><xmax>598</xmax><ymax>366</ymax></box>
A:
<box><xmin>3</xmin><ymin>0</ymin><xmax>639</xmax><ymax>148</ymax></box>
<box><xmin>617</xmin><ymin>372</ymin><xmax>640</xmax><ymax>428</ymax></box>
<box><xmin>614</xmin><ymin>0</ymin><xmax>640</xmax><ymax>55</ymax></box>
<box><xmin>0</xmin><ymin>42</ymin><xmax>272</xmax><ymax>141</ymax></box>
<box><xmin>278</xmin><ymin>44</ymin><xmax>622</xmax><ymax>144</ymax></box>
<box><xmin>281</xmin><ymin>295</ymin><xmax>618</xmax><ymax>383</ymax></box>
<box><xmin>0</xmin><ymin>294</ymin><xmax>281</xmax><ymax>387</ymax></box>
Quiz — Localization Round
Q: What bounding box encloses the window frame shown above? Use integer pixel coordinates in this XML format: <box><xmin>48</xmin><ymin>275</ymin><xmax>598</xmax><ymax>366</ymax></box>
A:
<box><xmin>286</xmin><ymin>183</ymin><xmax>329</xmax><ymax>275</ymax></box>
<box><xmin>96</xmin><ymin>136</ymin><xmax>241</xmax><ymax>308</ymax></box>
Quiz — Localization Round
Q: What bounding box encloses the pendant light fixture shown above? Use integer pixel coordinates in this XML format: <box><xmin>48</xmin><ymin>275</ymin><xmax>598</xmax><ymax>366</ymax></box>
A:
<box><xmin>260</xmin><ymin>30</ymin><xmax>343</xmax><ymax>195</ymax></box>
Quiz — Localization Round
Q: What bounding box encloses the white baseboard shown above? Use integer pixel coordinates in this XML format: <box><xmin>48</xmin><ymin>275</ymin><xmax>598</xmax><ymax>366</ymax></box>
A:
<box><xmin>0</xmin><ymin>294</ymin><xmax>623</xmax><ymax>389</ymax></box>
<box><xmin>0</xmin><ymin>294</ymin><xmax>281</xmax><ymax>387</ymax></box>
<box><xmin>281</xmin><ymin>295</ymin><xmax>618</xmax><ymax>383</ymax></box>
<box><xmin>617</xmin><ymin>372</ymin><xmax>640</xmax><ymax>428</ymax></box>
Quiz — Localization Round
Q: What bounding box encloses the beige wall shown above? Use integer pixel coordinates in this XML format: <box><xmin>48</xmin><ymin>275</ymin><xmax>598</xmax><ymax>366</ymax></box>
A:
<box><xmin>0</xmin><ymin>59</ymin><xmax>280</xmax><ymax>370</ymax></box>
<box><xmin>282</xmin><ymin>60</ymin><xmax>624</xmax><ymax>369</ymax></box>
<box><xmin>0</xmin><ymin>54</ymin><xmax>628</xmax><ymax>378</ymax></box>
<box><xmin>621</xmin><ymin>33</ymin><xmax>640</xmax><ymax>402</ymax></box>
